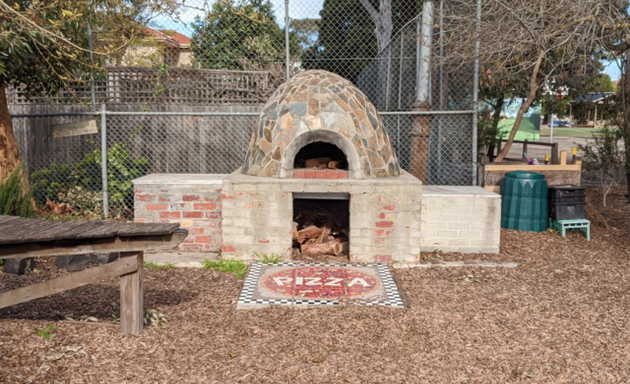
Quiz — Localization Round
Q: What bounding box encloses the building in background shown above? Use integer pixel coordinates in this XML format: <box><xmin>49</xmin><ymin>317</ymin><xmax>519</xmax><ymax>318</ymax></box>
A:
<box><xmin>118</xmin><ymin>27</ymin><xmax>192</xmax><ymax>67</ymax></box>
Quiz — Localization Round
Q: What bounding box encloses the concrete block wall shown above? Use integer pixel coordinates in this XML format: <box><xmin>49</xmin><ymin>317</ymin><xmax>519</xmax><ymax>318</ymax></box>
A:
<box><xmin>220</xmin><ymin>179</ymin><xmax>294</xmax><ymax>260</ymax></box>
<box><xmin>220</xmin><ymin>173</ymin><xmax>423</xmax><ymax>263</ymax></box>
<box><xmin>134</xmin><ymin>175</ymin><xmax>224</xmax><ymax>252</ymax></box>
<box><xmin>420</xmin><ymin>186</ymin><xmax>501</xmax><ymax>254</ymax></box>
<box><xmin>349</xmin><ymin>185</ymin><xmax>422</xmax><ymax>263</ymax></box>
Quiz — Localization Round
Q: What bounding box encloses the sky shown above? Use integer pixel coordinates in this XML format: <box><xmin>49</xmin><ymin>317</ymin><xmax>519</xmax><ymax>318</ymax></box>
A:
<box><xmin>150</xmin><ymin>0</ymin><xmax>324</xmax><ymax>35</ymax></box>
<box><xmin>604</xmin><ymin>60</ymin><xmax>622</xmax><ymax>81</ymax></box>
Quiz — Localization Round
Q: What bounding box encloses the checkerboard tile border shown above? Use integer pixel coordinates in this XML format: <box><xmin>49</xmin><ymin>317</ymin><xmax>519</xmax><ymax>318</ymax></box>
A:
<box><xmin>237</xmin><ymin>262</ymin><xmax>406</xmax><ymax>309</ymax></box>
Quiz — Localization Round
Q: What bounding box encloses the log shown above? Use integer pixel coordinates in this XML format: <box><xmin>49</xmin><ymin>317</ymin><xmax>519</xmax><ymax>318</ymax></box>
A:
<box><xmin>328</xmin><ymin>160</ymin><xmax>346</xmax><ymax>170</ymax></box>
<box><xmin>297</xmin><ymin>225</ymin><xmax>322</xmax><ymax>244</ymax></box>
<box><xmin>301</xmin><ymin>242</ymin><xmax>342</xmax><ymax>256</ymax></box>
<box><xmin>335</xmin><ymin>235</ymin><xmax>349</xmax><ymax>243</ymax></box>
<box><xmin>316</xmin><ymin>215</ymin><xmax>333</xmax><ymax>244</ymax></box>
<box><xmin>305</xmin><ymin>157</ymin><xmax>331</xmax><ymax>168</ymax></box>
<box><xmin>292</xmin><ymin>222</ymin><xmax>299</xmax><ymax>241</ymax></box>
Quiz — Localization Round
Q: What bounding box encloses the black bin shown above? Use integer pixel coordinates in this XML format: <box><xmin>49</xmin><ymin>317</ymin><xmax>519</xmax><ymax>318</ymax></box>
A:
<box><xmin>548</xmin><ymin>185</ymin><xmax>586</xmax><ymax>220</ymax></box>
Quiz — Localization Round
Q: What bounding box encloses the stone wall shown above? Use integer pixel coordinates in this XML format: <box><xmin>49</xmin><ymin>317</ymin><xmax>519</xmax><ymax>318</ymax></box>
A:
<box><xmin>420</xmin><ymin>186</ymin><xmax>501</xmax><ymax>254</ymax></box>
<box><xmin>134</xmin><ymin>175</ymin><xmax>223</xmax><ymax>252</ymax></box>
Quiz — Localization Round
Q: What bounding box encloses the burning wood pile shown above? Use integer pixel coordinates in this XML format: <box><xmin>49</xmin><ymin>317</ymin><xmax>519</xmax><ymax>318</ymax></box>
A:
<box><xmin>292</xmin><ymin>200</ymin><xmax>349</xmax><ymax>260</ymax></box>
<box><xmin>295</xmin><ymin>157</ymin><xmax>347</xmax><ymax>171</ymax></box>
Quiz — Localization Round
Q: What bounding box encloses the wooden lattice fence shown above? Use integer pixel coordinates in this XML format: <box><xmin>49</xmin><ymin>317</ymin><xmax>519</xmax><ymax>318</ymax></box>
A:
<box><xmin>7</xmin><ymin>67</ymin><xmax>278</xmax><ymax>105</ymax></box>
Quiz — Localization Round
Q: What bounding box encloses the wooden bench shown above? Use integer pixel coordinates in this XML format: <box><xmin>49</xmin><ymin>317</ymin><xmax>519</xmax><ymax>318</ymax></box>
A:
<box><xmin>0</xmin><ymin>216</ymin><xmax>187</xmax><ymax>335</ymax></box>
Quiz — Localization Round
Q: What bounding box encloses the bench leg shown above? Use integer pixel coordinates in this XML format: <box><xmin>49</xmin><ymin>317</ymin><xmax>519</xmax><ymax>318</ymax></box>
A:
<box><xmin>120</xmin><ymin>251</ymin><xmax>144</xmax><ymax>335</ymax></box>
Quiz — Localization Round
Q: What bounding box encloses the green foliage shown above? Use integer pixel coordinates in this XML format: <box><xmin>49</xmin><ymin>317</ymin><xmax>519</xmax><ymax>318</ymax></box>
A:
<box><xmin>202</xmin><ymin>259</ymin><xmax>248</xmax><ymax>278</ymax></box>
<box><xmin>32</xmin><ymin>134</ymin><xmax>148</xmax><ymax>217</ymax></box>
<box><xmin>35</xmin><ymin>325</ymin><xmax>55</xmax><ymax>340</ymax></box>
<box><xmin>191</xmin><ymin>0</ymin><xmax>299</xmax><ymax>71</ymax></box>
<box><xmin>599</xmin><ymin>74</ymin><xmax>615</xmax><ymax>93</ymax></box>
<box><xmin>578</xmin><ymin>128</ymin><xmax>626</xmax><ymax>207</ymax></box>
<box><xmin>144</xmin><ymin>309</ymin><xmax>167</xmax><ymax>327</ymax></box>
<box><xmin>144</xmin><ymin>261</ymin><xmax>175</xmax><ymax>270</ymax></box>
<box><xmin>0</xmin><ymin>165</ymin><xmax>35</xmax><ymax>218</ymax></box>
<box><xmin>0</xmin><ymin>0</ymin><xmax>181</xmax><ymax>92</ymax></box>
<box><xmin>254</xmin><ymin>251</ymin><xmax>287</xmax><ymax>263</ymax></box>
<box><xmin>302</xmin><ymin>0</ymin><xmax>377</xmax><ymax>81</ymax></box>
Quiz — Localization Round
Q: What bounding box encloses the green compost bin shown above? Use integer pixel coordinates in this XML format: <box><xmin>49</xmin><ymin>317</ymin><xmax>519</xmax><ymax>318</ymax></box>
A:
<box><xmin>501</xmin><ymin>171</ymin><xmax>548</xmax><ymax>232</ymax></box>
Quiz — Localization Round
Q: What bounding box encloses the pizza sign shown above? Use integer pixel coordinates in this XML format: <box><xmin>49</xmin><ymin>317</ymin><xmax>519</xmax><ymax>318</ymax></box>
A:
<box><xmin>261</xmin><ymin>266</ymin><xmax>381</xmax><ymax>299</ymax></box>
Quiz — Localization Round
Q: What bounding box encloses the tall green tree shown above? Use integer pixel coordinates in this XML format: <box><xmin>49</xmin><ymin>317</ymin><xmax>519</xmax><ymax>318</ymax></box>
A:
<box><xmin>0</xmin><ymin>0</ymin><xmax>179</xmax><ymax>181</ymax></box>
<box><xmin>190</xmin><ymin>0</ymin><xmax>299</xmax><ymax>72</ymax></box>
<box><xmin>303</xmin><ymin>0</ymin><xmax>421</xmax><ymax>83</ymax></box>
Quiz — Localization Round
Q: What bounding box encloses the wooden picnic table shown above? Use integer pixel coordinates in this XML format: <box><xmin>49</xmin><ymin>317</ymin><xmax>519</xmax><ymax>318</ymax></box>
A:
<box><xmin>0</xmin><ymin>215</ymin><xmax>187</xmax><ymax>335</ymax></box>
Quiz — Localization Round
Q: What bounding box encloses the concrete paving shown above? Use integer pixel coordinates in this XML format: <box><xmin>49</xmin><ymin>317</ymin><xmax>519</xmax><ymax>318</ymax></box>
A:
<box><xmin>144</xmin><ymin>251</ymin><xmax>219</xmax><ymax>268</ymax></box>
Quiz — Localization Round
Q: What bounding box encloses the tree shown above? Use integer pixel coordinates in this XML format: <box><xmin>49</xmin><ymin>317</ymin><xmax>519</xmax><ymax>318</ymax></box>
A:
<box><xmin>359</xmin><ymin>0</ymin><xmax>392</xmax><ymax>54</ymax></box>
<box><xmin>190</xmin><ymin>0</ymin><xmax>299</xmax><ymax>72</ymax></box>
<box><xmin>441</xmin><ymin>0</ymin><xmax>628</xmax><ymax>162</ymax></box>
<box><xmin>291</xmin><ymin>18</ymin><xmax>319</xmax><ymax>51</ymax></box>
<box><xmin>612</xmin><ymin>52</ymin><xmax>630</xmax><ymax>202</ymax></box>
<box><xmin>303</xmin><ymin>0</ymin><xmax>420</xmax><ymax>82</ymax></box>
<box><xmin>0</xmin><ymin>0</ymin><xmax>180</xmax><ymax>181</ymax></box>
<box><xmin>578</xmin><ymin>128</ymin><xmax>626</xmax><ymax>207</ymax></box>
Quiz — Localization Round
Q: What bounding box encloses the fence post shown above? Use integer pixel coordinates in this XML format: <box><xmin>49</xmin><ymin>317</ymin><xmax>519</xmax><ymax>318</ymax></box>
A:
<box><xmin>285</xmin><ymin>0</ymin><xmax>290</xmax><ymax>80</ymax></box>
<box><xmin>551</xmin><ymin>142</ymin><xmax>559</xmax><ymax>165</ymax></box>
<box><xmin>101</xmin><ymin>103</ymin><xmax>109</xmax><ymax>217</ymax></box>
<box><xmin>471</xmin><ymin>0</ymin><xmax>481</xmax><ymax>185</ymax></box>
<box><xmin>410</xmin><ymin>0</ymin><xmax>433</xmax><ymax>183</ymax></box>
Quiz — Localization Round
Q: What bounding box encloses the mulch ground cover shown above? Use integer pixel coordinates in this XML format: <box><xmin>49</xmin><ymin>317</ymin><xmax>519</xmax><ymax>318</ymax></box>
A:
<box><xmin>1</xmin><ymin>187</ymin><xmax>629</xmax><ymax>383</ymax></box>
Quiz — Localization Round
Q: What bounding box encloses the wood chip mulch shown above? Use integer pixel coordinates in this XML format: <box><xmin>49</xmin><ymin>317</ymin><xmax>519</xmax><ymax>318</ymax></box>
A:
<box><xmin>1</xmin><ymin>187</ymin><xmax>629</xmax><ymax>383</ymax></box>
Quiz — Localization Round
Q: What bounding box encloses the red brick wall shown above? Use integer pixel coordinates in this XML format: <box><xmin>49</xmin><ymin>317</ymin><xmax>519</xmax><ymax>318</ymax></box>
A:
<box><xmin>134</xmin><ymin>184</ymin><xmax>223</xmax><ymax>252</ymax></box>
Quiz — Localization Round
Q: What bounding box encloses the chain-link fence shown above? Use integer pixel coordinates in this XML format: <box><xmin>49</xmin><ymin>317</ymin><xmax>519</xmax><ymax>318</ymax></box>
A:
<box><xmin>8</xmin><ymin>0</ymin><xmax>478</xmax><ymax>219</ymax></box>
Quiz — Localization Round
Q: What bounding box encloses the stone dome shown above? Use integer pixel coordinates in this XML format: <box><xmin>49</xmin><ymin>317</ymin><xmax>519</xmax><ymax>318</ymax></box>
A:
<box><xmin>241</xmin><ymin>70</ymin><xmax>401</xmax><ymax>179</ymax></box>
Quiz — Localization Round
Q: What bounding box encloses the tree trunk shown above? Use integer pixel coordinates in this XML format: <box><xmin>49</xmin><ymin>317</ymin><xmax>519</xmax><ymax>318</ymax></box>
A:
<box><xmin>491</xmin><ymin>97</ymin><xmax>504</xmax><ymax>134</ymax></box>
<box><xmin>359</xmin><ymin>0</ymin><xmax>393</xmax><ymax>53</ymax></box>
<box><xmin>495</xmin><ymin>56</ymin><xmax>544</xmax><ymax>162</ymax></box>
<box><xmin>0</xmin><ymin>79</ymin><xmax>22</xmax><ymax>182</ymax></box>
<box><xmin>486</xmin><ymin>97</ymin><xmax>504</xmax><ymax>161</ymax></box>
<box><xmin>623</xmin><ymin>53</ymin><xmax>630</xmax><ymax>203</ymax></box>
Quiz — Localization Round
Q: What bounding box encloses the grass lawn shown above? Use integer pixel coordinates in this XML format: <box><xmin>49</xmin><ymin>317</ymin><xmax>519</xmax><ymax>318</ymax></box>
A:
<box><xmin>540</xmin><ymin>126</ymin><xmax>620</xmax><ymax>138</ymax></box>
<box><xmin>498</xmin><ymin>117</ymin><xmax>540</xmax><ymax>141</ymax></box>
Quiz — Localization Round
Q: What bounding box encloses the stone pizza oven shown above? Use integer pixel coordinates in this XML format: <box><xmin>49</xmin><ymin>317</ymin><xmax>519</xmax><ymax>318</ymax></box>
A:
<box><xmin>134</xmin><ymin>71</ymin><xmax>502</xmax><ymax>264</ymax></box>
<box><xmin>242</xmin><ymin>70</ymin><xmax>401</xmax><ymax>180</ymax></box>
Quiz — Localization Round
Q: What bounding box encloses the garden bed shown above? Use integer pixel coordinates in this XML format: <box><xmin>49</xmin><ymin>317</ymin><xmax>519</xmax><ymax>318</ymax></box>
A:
<box><xmin>0</xmin><ymin>187</ymin><xmax>629</xmax><ymax>383</ymax></box>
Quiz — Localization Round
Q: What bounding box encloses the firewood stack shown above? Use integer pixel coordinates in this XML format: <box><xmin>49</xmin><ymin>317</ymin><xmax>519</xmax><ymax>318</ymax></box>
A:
<box><xmin>293</xmin><ymin>200</ymin><xmax>349</xmax><ymax>259</ymax></box>
<box><xmin>297</xmin><ymin>157</ymin><xmax>347</xmax><ymax>170</ymax></box>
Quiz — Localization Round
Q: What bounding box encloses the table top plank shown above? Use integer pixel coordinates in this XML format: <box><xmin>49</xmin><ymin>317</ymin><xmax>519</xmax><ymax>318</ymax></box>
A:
<box><xmin>0</xmin><ymin>216</ymin><xmax>181</xmax><ymax>246</ymax></box>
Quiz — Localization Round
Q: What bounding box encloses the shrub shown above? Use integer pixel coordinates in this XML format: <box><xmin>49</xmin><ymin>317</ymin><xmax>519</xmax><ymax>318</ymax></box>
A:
<box><xmin>32</xmin><ymin>135</ymin><xmax>148</xmax><ymax>218</ymax></box>
<box><xmin>0</xmin><ymin>165</ymin><xmax>35</xmax><ymax>218</ymax></box>
<box><xmin>578</xmin><ymin>128</ymin><xmax>626</xmax><ymax>207</ymax></box>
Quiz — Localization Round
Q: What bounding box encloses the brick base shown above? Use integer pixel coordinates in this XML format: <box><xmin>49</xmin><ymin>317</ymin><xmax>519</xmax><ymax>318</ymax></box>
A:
<box><xmin>134</xmin><ymin>175</ymin><xmax>223</xmax><ymax>252</ymax></box>
<box><xmin>134</xmin><ymin>175</ymin><xmax>501</xmax><ymax>259</ymax></box>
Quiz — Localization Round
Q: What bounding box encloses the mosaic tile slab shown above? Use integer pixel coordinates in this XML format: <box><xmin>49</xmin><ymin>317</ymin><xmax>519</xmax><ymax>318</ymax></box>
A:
<box><xmin>237</xmin><ymin>262</ymin><xmax>405</xmax><ymax>309</ymax></box>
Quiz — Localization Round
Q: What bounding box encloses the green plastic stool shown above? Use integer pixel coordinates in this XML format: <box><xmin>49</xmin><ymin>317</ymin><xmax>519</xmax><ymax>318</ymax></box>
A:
<box><xmin>549</xmin><ymin>218</ymin><xmax>590</xmax><ymax>241</ymax></box>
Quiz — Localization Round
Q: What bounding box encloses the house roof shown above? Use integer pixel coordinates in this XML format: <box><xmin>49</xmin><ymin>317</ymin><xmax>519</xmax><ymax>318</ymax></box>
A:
<box><xmin>569</xmin><ymin>92</ymin><xmax>614</xmax><ymax>104</ymax></box>
<box><xmin>142</xmin><ymin>26</ymin><xmax>191</xmax><ymax>49</ymax></box>
<box><xmin>169</xmin><ymin>32</ymin><xmax>191</xmax><ymax>47</ymax></box>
